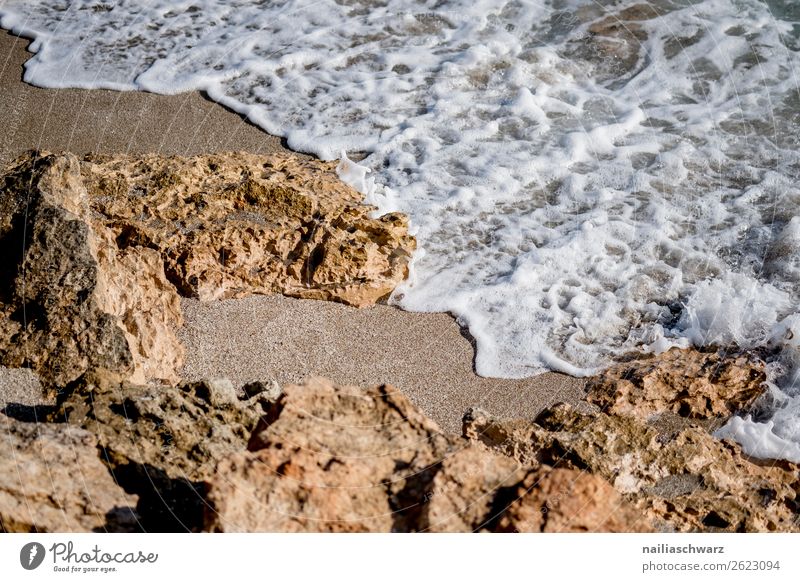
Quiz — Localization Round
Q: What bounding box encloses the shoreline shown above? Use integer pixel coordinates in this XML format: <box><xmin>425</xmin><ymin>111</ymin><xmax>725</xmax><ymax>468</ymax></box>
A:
<box><xmin>2</xmin><ymin>22</ymin><xmax>798</xmax><ymax>535</ymax></box>
<box><xmin>178</xmin><ymin>295</ymin><xmax>587</xmax><ymax>433</ymax></box>
<box><xmin>0</xmin><ymin>30</ymin><xmax>289</xmax><ymax>168</ymax></box>
<box><xmin>0</xmin><ymin>29</ymin><xmax>585</xmax><ymax>432</ymax></box>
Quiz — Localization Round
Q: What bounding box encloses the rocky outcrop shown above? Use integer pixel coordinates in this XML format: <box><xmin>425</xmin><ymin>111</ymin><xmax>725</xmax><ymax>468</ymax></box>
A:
<box><xmin>427</xmin><ymin>452</ymin><xmax>650</xmax><ymax>533</ymax></box>
<box><xmin>0</xmin><ymin>415</ymin><xmax>138</xmax><ymax>532</ymax></box>
<box><xmin>1</xmin><ymin>353</ymin><xmax>789</xmax><ymax>533</ymax></box>
<box><xmin>464</xmin><ymin>402</ymin><xmax>800</xmax><ymax>532</ymax></box>
<box><xmin>205</xmin><ymin>378</ymin><xmax>455</xmax><ymax>532</ymax></box>
<box><xmin>423</xmin><ymin>446</ymin><xmax>524</xmax><ymax>532</ymax></box>
<box><xmin>79</xmin><ymin>151</ymin><xmax>415</xmax><ymax>305</ymax></box>
<box><xmin>586</xmin><ymin>347</ymin><xmax>766</xmax><ymax>421</ymax></box>
<box><xmin>493</xmin><ymin>468</ymin><xmax>651</xmax><ymax>533</ymax></box>
<box><xmin>51</xmin><ymin>371</ymin><xmax>275</xmax><ymax>531</ymax></box>
<box><xmin>0</xmin><ymin>151</ymin><xmax>415</xmax><ymax>390</ymax></box>
<box><xmin>53</xmin><ymin>371</ymin><xmax>270</xmax><ymax>481</ymax></box>
<box><xmin>204</xmin><ymin>378</ymin><xmax>646</xmax><ymax>532</ymax></box>
<box><xmin>0</xmin><ymin>153</ymin><xmax>183</xmax><ymax>390</ymax></box>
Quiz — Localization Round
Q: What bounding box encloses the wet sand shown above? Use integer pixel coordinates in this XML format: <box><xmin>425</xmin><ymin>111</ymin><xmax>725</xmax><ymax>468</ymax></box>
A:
<box><xmin>179</xmin><ymin>295</ymin><xmax>586</xmax><ymax>433</ymax></box>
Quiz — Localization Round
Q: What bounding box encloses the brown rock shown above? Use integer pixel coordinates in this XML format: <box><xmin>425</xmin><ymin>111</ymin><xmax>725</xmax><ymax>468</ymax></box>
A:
<box><xmin>206</xmin><ymin>378</ymin><xmax>454</xmax><ymax>532</ymax></box>
<box><xmin>0</xmin><ymin>152</ymin><xmax>183</xmax><ymax>390</ymax></box>
<box><xmin>427</xmin><ymin>454</ymin><xmax>650</xmax><ymax>533</ymax></box>
<box><xmin>463</xmin><ymin>407</ymin><xmax>544</xmax><ymax>468</ymax></box>
<box><xmin>464</xmin><ymin>404</ymin><xmax>800</xmax><ymax>532</ymax></box>
<box><xmin>424</xmin><ymin>446</ymin><xmax>524</xmax><ymax>532</ymax></box>
<box><xmin>586</xmin><ymin>348</ymin><xmax>766</xmax><ymax>421</ymax></box>
<box><xmin>79</xmin><ymin>151</ymin><xmax>415</xmax><ymax>306</ymax></box>
<box><xmin>54</xmin><ymin>372</ymin><xmax>267</xmax><ymax>481</ymax></box>
<box><xmin>0</xmin><ymin>150</ymin><xmax>415</xmax><ymax>391</ymax></box>
<box><xmin>205</xmin><ymin>378</ymin><xmax>646</xmax><ymax>532</ymax></box>
<box><xmin>495</xmin><ymin>468</ymin><xmax>652</xmax><ymax>533</ymax></box>
<box><xmin>52</xmin><ymin>371</ymin><xmax>272</xmax><ymax>531</ymax></box>
<box><xmin>0</xmin><ymin>415</ymin><xmax>138</xmax><ymax>532</ymax></box>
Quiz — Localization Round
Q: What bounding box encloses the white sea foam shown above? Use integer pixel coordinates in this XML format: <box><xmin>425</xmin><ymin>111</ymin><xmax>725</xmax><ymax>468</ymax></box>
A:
<box><xmin>2</xmin><ymin>0</ymin><xmax>800</xmax><ymax>460</ymax></box>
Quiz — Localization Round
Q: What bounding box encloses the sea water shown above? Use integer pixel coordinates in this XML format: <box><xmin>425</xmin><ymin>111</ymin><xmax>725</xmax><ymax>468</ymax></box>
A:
<box><xmin>2</xmin><ymin>0</ymin><xmax>800</xmax><ymax>461</ymax></box>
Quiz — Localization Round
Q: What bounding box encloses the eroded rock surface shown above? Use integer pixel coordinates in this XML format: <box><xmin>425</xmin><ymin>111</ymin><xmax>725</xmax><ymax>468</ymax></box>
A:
<box><xmin>51</xmin><ymin>371</ymin><xmax>274</xmax><ymax>531</ymax></box>
<box><xmin>0</xmin><ymin>153</ymin><xmax>183</xmax><ymax>390</ymax></box>
<box><xmin>464</xmin><ymin>402</ymin><xmax>800</xmax><ymax>532</ymax></box>
<box><xmin>79</xmin><ymin>151</ymin><xmax>415</xmax><ymax>305</ymax></box>
<box><xmin>206</xmin><ymin>378</ymin><xmax>455</xmax><ymax>532</ymax></box>
<box><xmin>204</xmin><ymin>378</ymin><xmax>645</xmax><ymax>532</ymax></box>
<box><xmin>0</xmin><ymin>415</ymin><xmax>138</xmax><ymax>532</ymax></box>
<box><xmin>3</xmin><ymin>353</ymin><xmax>786</xmax><ymax>533</ymax></box>
<box><xmin>494</xmin><ymin>467</ymin><xmax>652</xmax><ymax>533</ymax></box>
<box><xmin>0</xmin><ymin>150</ymin><xmax>415</xmax><ymax>391</ymax></box>
<box><xmin>586</xmin><ymin>347</ymin><xmax>766</xmax><ymax>421</ymax></box>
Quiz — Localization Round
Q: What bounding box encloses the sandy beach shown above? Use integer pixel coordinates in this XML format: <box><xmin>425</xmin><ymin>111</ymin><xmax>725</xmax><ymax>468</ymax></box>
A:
<box><xmin>0</xmin><ymin>30</ymin><xmax>584</xmax><ymax>432</ymax></box>
<box><xmin>3</xmin><ymin>3</ymin><xmax>799</xmax><ymax>538</ymax></box>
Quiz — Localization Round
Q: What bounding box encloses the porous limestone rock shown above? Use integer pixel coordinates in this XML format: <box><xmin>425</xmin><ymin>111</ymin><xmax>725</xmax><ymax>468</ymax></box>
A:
<box><xmin>0</xmin><ymin>415</ymin><xmax>138</xmax><ymax>532</ymax></box>
<box><xmin>204</xmin><ymin>378</ymin><xmax>645</xmax><ymax>532</ymax></box>
<box><xmin>206</xmin><ymin>378</ymin><xmax>455</xmax><ymax>532</ymax></box>
<box><xmin>464</xmin><ymin>404</ymin><xmax>800</xmax><ymax>532</ymax></box>
<box><xmin>53</xmin><ymin>372</ymin><xmax>269</xmax><ymax>481</ymax></box>
<box><xmin>586</xmin><ymin>347</ymin><xmax>766</xmax><ymax>421</ymax></box>
<box><xmin>423</xmin><ymin>446</ymin><xmax>524</xmax><ymax>532</ymax></box>
<box><xmin>493</xmin><ymin>467</ymin><xmax>652</xmax><ymax>533</ymax></box>
<box><xmin>0</xmin><ymin>150</ymin><xmax>415</xmax><ymax>390</ymax></box>
<box><xmin>79</xmin><ymin>151</ymin><xmax>415</xmax><ymax>305</ymax></box>
<box><xmin>51</xmin><ymin>371</ymin><xmax>276</xmax><ymax>531</ymax></box>
<box><xmin>0</xmin><ymin>152</ymin><xmax>184</xmax><ymax>390</ymax></box>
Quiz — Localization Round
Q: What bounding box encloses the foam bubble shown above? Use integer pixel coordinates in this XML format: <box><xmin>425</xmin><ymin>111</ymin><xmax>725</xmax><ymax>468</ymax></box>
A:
<box><xmin>716</xmin><ymin>416</ymin><xmax>800</xmax><ymax>464</ymax></box>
